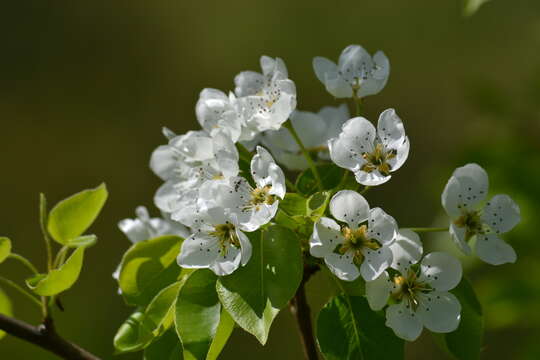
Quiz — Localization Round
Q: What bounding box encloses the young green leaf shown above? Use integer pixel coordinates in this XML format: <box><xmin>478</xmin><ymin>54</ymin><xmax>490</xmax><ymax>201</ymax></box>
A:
<box><xmin>66</xmin><ymin>234</ymin><xmax>97</xmax><ymax>248</ymax></box>
<box><xmin>47</xmin><ymin>183</ymin><xmax>108</xmax><ymax>245</ymax></box>
<box><xmin>316</xmin><ymin>295</ymin><xmax>404</xmax><ymax>360</ymax></box>
<box><xmin>0</xmin><ymin>287</ymin><xmax>13</xmax><ymax>340</ymax></box>
<box><xmin>143</xmin><ymin>329</ymin><xmax>183</xmax><ymax>360</ymax></box>
<box><xmin>307</xmin><ymin>191</ymin><xmax>331</xmax><ymax>220</ymax></box>
<box><xmin>114</xmin><ymin>310</ymin><xmax>153</xmax><ymax>353</ymax></box>
<box><xmin>279</xmin><ymin>193</ymin><xmax>308</xmax><ymax>216</ymax></box>
<box><xmin>206</xmin><ymin>310</ymin><xmax>235</xmax><ymax>360</ymax></box>
<box><xmin>0</xmin><ymin>237</ymin><xmax>12</xmax><ymax>264</ymax></box>
<box><xmin>119</xmin><ymin>235</ymin><xmax>184</xmax><ymax>306</ymax></box>
<box><xmin>145</xmin><ymin>281</ymin><xmax>183</xmax><ymax>337</ymax></box>
<box><xmin>296</xmin><ymin>164</ymin><xmax>343</xmax><ymax>195</ymax></box>
<box><xmin>175</xmin><ymin>270</ymin><xmax>221</xmax><ymax>360</ymax></box>
<box><xmin>25</xmin><ymin>246</ymin><xmax>85</xmax><ymax>296</ymax></box>
<box><xmin>437</xmin><ymin>278</ymin><xmax>484</xmax><ymax>360</ymax></box>
<box><xmin>216</xmin><ymin>225</ymin><xmax>303</xmax><ymax>345</ymax></box>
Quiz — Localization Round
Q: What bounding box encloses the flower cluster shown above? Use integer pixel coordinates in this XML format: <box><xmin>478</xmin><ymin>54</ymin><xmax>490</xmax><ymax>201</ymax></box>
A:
<box><xmin>118</xmin><ymin>44</ymin><xmax>521</xmax><ymax>344</ymax></box>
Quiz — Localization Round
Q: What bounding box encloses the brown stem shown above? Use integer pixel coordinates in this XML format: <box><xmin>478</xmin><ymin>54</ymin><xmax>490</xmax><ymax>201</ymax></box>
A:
<box><xmin>0</xmin><ymin>314</ymin><xmax>101</xmax><ymax>360</ymax></box>
<box><xmin>289</xmin><ymin>264</ymin><xmax>319</xmax><ymax>360</ymax></box>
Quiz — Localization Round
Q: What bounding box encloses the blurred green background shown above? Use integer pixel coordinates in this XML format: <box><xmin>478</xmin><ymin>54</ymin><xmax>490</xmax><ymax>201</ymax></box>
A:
<box><xmin>1</xmin><ymin>0</ymin><xmax>539</xmax><ymax>358</ymax></box>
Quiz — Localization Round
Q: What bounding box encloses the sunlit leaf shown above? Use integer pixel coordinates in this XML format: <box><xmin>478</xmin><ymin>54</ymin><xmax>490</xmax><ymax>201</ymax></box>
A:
<box><xmin>0</xmin><ymin>237</ymin><xmax>11</xmax><ymax>264</ymax></box>
<box><xmin>26</xmin><ymin>247</ymin><xmax>85</xmax><ymax>296</ymax></box>
<box><xmin>0</xmin><ymin>287</ymin><xmax>13</xmax><ymax>340</ymax></box>
<box><xmin>66</xmin><ymin>234</ymin><xmax>97</xmax><ymax>248</ymax></box>
<box><xmin>47</xmin><ymin>183</ymin><xmax>108</xmax><ymax>245</ymax></box>
<box><xmin>216</xmin><ymin>225</ymin><xmax>302</xmax><ymax>344</ymax></box>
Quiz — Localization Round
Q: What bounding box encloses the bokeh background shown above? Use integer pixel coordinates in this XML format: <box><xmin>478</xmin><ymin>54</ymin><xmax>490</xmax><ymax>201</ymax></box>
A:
<box><xmin>1</xmin><ymin>0</ymin><xmax>539</xmax><ymax>359</ymax></box>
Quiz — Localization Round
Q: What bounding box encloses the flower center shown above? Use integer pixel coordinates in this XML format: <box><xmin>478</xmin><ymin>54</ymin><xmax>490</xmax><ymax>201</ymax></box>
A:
<box><xmin>360</xmin><ymin>143</ymin><xmax>396</xmax><ymax>176</ymax></box>
<box><xmin>249</xmin><ymin>185</ymin><xmax>276</xmax><ymax>210</ymax></box>
<box><xmin>209</xmin><ymin>223</ymin><xmax>240</xmax><ymax>256</ymax></box>
<box><xmin>337</xmin><ymin>225</ymin><xmax>381</xmax><ymax>265</ymax></box>
<box><xmin>392</xmin><ymin>273</ymin><xmax>432</xmax><ymax>311</ymax></box>
<box><xmin>454</xmin><ymin>210</ymin><xmax>486</xmax><ymax>239</ymax></box>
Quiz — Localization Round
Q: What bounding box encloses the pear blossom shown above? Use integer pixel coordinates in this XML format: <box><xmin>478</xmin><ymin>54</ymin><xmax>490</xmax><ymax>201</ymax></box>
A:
<box><xmin>217</xmin><ymin>146</ymin><xmax>286</xmax><ymax>231</ymax></box>
<box><xmin>329</xmin><ymin>108</ymin><xmax>409</xmax><ymax>186</ymax></box>
<box><xmin>195</xmin><ymin>88</ymin><xmax>243</xmax><ymax>142</ymax></box>
<box><xmin>442</xmin><ymin>163</ymin><xmax>520</xmax><ymax>265</ymax></box>
<box><xmin>177</xmin><ymin>206</ymin><xmax>252</xmax><ymax>276</ymax></box>
<box><xmin>313</xmin><ymin>45</ymin><xmax>389</xmax><ymax>99</ymax></box>
<box><xmin>262</xmin><ymin>104</ymin><xmax>349</xmax><ymax>170</ymax></box>
<box><xmin>118</xmin><ymin>206</ymin><xmax>190</xmax><ymax>244</ymax></box>
<box><xmin>234</xmin><ymin>56</ymin><xmax>296</xmax><ymax>140</ymax></box>
<box><xmin>310</xmin><ymin>190</ymin><xmax>397</xmax><ymax>281</ymax></box>
<box><xmin>366</xmin><ymin>233</ymin><xmax>462</xmax><ymax>341</ymax></box>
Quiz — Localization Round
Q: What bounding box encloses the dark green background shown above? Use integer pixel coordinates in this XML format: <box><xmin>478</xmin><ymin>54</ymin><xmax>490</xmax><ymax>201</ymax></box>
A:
<box><xmin>1</xmin><ymin>0</ymin><xmax>539</xmax><ymax>359</ymax></box>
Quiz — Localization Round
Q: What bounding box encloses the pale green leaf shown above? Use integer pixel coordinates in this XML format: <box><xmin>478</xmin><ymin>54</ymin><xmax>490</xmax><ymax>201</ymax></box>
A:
<box><xmin>47</xmin><ymin>183</ymin><xmax>108</xmax><ymax>245</ymax></box>
<box><xmin>26</xmin><ymin>247</ymin><xmax>85</xmax><ymax>296</ymax></box>
<box><xmin>216</xmin><ymin>225</ymin><xmax>303</xmax><ymax>344</ymax></box>
<box><xmin>119</xmin><ymin>235</ymin><xmax>184</xmax><ymax>306</ymax></box>
<box><xmin>114</xmin><ymin>310</ymin><xmax>152</xmax><ymax>353</ymax></box>
<box><xmin>0</xmin><ymin>287</ymin><xmax>13</xmax><ymax>340</ymax></box>
<box><xmin>464</xmin><ymin>0</ymin><xmax>491</xmax><ymax>16</ymax></box>
<box><xmin>66</xmin><ymin>234</ymin><xmax>97</xmax><ymax>248</ymax></box>
<box><xmin>206</xmin><ymin>310</ymin><xmax>234</xmax><ymax>360</ymax></box>
<box><xmin>316</xmin><ymin>295</ymin><xmax>404</xmax><ymax>360</ymax></box>
<box><xmin>0</xmin><ymin>237</ymin><xmax>11</xmax><ymax>264</ymax></box>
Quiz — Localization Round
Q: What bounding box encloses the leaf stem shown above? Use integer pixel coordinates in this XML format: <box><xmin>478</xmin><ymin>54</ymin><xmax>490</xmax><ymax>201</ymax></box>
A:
<box><xmin>8</xmin><ymin>253</ymin><xmax>39</xmax><ymax>274</ymax></box>
<box><xmin>406</xmin><ymin>227</ymin><xmax>449</xmax><ymax>233</ymax></box>
<box><xmin>359</xmin><ymin>185</ymin><xmax>370</xmax><ymax>195</ymax></box>
<box><xmin>351</xmin><ymin>93</ymin><xmax>362</xmax><ymax>117</ymax></box>
<box><xmin>39</xmin><ymin>194</ymin><xmax>53</xmax><ymax>272</ymax></box>
<box><xmin>284</xmin><ymin>121</ymin><xmax>323</xmax><ymax>191</ymax></box>
<box><xmin>0</xmin><ymin>276</ymin><xmax>42</xmax><ymax>309</ymax></box>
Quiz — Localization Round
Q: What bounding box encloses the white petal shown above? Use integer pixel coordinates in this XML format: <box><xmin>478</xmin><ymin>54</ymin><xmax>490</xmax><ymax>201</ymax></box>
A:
<box><xmin>118</xmin><ymin>219</ymin><xmax>151</xmax><ymax>243</ymax></box>
<box><xmin>234</xmin><ymin>71</ymin><xmax>264</xmax><ymax>97</ymax></box>
<box><xmin>319</xmin><ymin>104</ymin><xmax>350</xmax><ymax>140</ymax></box>
<box><xmin>366</xmin><ymin>271</ymin><xmax>392</xmax><ymax>311</ymax></box>
<box><xmin>449</xmin><ymin>222</ymin><xmax>472</xmax><ymax>255</ymax></box>
<box><xmin>367</xmin><ymin>207</ymin><xmax>397</xmax><ymax>246</ymax></box>
<box><xmin>441</xmin><ymin>175</ymin><xmax>462</xmax><ymax>218</ymax></box>
<box><xmin>389</xmin><ymin>229</ymin><xmax>423</xmax><ymax>273</ymax></box>
<box><xmin>360</xmin><ymin>246</ymin><xmax>393</xmax><ymax>281</ymax></box>
<box><xmin>209</xmin><ymin>244</ymin><xmax>242</xmax><ymax>276</ymax></box>
<box><xmin>268</xmin><ymin>163</ymin><xmax>286</xmax><ymax>199</ymax></box>
<box><xmin>328</xmin><ymin>137</ymin><xmax>360</xmax><ymax>170</ymax></box>
<box><xmin>310</xmin><ymin>217</ymin><xmax>344</xmax><ymax>258</ymax></box>
<box><xmin>251</xmin><ymin>146</ymin><xmax>276</xmax><ymax>187</ymax></box>
<box><xmin>417</xmin><ymin>292</ymin><xmax>461</xmax><ymax>333</ymax></box>
<box><xmin>475</xmin><ymin>233</ymin><xmax>517</xmax><ymax>265</ymax></box>
<box><xmin>313</xmin><ymin>56</ymin><xmax>338</xmax><ymax>84</ymax></box>
<box><xmin>385</xmin><ymin>302</ymin><xmax>423</xmax><ymax>341</ymax></box>
<box><xmin>241</xmin><ymin>202</ymin><xmax>279</xmax><ymax>232</ymax></box>
<box><xmin>330</xmin><ymin>190</ymin><xmax>370</xmax><ymax>229</ymax></box>
<box><xmin>177</xmin><ymin>234</ymin><xmax>220</xmax><ymax>269</ymax></box>
<box><xmin>154</xmin><ymin>181</ymin><xmax>178</xmax><ymax>213</ymax></box>
<box><xmin>377</xmin><ymin>109</ymin><xmax>406</xmax><ymax>148</ymax></box>
<box><xmin>236</xmin><ymin>229</ymin><xmax>252</xmax><ymax>266</ymax></box>
<box><xmin>354</xmin><ymin>169</ymin><xmax>391</xmax><ymax>186</ymax></box>
<box><xmin>341</xmin><ymin>117</ymin><xmax>376</xmax><ymax>150</ymax></box>
<box><xmin>481</xmin><ymin>194</ymin><xmax>520</xmax><ymax>234</ymax></box>
<box><xmin>418</xmin><ymin>252</ymin><xmax>462</xmax><ymax>292</ymax></box>
<box><xmin>452</xmin><ymin>163</ymin><xmax>490</xmax><ymax>209</ymax></box>
<box><xmin>289</xmin><ymin>110</ymin><xmax>327</xmax><ymax>149</ymax></box>
<box><xmin>171</xmin><ymin>131</ymin><xmax>215</xmax><ymax>162</ymax></box>
<box><xmin>388</xmin><ymin>136</ymin><xmax>410</xmax><ymax>172</ymax></box>
<box><xmin>150</xmin><ymin>145</ymin><xmax>178</xmax><ymax>180</ymax></box>
<box><xmin>324</xmin><ymin>252</ymin><xmax>360</xmax><ymax>281</ymax></box>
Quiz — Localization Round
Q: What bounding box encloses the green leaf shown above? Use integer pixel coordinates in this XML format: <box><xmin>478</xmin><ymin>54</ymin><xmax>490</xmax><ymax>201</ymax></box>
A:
<box><xmin>216</xmin><ymin>225</ymin><xmax>303</xmax><ymax>344</ymax></box>
<box><xmin>464</xmin><ymin>0</ymin><xmax>491</xmax><ymax>16</ymax></box>
<box><xmin>175</xmin><ymin>270</ymin><xmax>221</xmax><ymax>360</ymax></box>
<box><xmin>47</xmin><ymin>183</ymin><xmax>108</xmax><ymax>245</ymax></box>
<box><xmin>144</xmin><ymin>330</ymin><xmax>183</xmax><ymax>360</ymax></box>
<box><xmin>437</xmin><ymin>278</ymin><xmax>484</xmax><ymax>360</ymax></box>
<box><xmin>119</xmin><ymin>235</ymin><xmax>184</xmax><ymax>306</ymax></box>
<box><xmin>206</xmin><ymin>310</ymin><xmax>235</xmax><ymax>360</ymax></box>
<box><xmin>296</xmin><ymin>164</ymin><xmax>343</xmax><ymax>195</ymax></box>
<box><xmin>26</xmin><ymin>247</ymin><xmax>85</xmax><ymax>296</ymax></box>
<box><xmin>307</xmin><ymin>191</ymin><xmax>331</xmax><ymax>220</ymax></box>
<box><xmin>279</xmin><ymin>193</ymin><xmax>307</xmax><ymax>216</ymax></box>
<box><xmin>114</xmin><ymin>310</ymin><xmax>152</xmax><ymax>353</ymax></box>
<box><xmin>316</xmin><ymin>295</ymin><xmax>404</xmax><ymax>360</ymax></box>
<box><xmin>0</xmin><ymin>287</ymin><xmax>13</xmax><ymax>340</ymax></box>
<box><xmin>66</xmin><ymin>234</ymin><xmax>97</xmax><ymax>248</ymax></box>
<box><xmin>0</xmin><ymin>237</ymin><xmax>11</xmax><ymax>264</ymax></box>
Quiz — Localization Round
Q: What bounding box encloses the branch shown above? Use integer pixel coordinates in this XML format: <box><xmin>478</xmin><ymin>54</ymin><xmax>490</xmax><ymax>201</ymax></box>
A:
<box><xmin>289</xmin><ymin>264</ymin><xmax>320</xmax><ymax>360</ymax></box>
<box><xmin>0</xmin><ymin>314</ymin><xmax>101</xmax><ymax>360</ymax></box>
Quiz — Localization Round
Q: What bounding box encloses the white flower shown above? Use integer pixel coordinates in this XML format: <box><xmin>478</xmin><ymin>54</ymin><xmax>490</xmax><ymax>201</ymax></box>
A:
<box><xmin>152</xmin><ymin>131</ymin><xmax>239</xmax><ymax>225</ymax></box>
<box><xmin>329</xmin><ymin>109</ymin><xmax>409</xmax><ymax>186</ymax></box>
<box><xmin>261</xmin><ymin>104</ymin><xmax>350</xmax><ymax>170</ymax></box>
<box><xmin>234</xmin><ymin>56</ymin><xmax>297</xmax><ymax>140</ymax></box>
<box><xmin>196</xmin><ymin>88</ymin><xmax>243</xmax><ymax>143</ymax></box>
<box><xmin>118</xmin><ymin>206</ymin><xmax>190</xmax><ymax>244</ymax></box>
<box><xmin>310</xmin><ymin>190</ymin><xmax>397</xmax><ymax>281</ymax></box>
<box><xmin>366</xmin><ymin>234</ymin><xmax>462</xmax><ymax>342</ymax></box>
<box><xmin>220</xmin><ymin>146</ymin><xmax>286</xmax><ymax>231</ymax></box>
<box><xmin>313</xmin><ymin>45</ymin><xmax>389</xmax><ymax>99</ymax></box>
<box><xmin>442</xmin><ymin>163</ymin><xmax>520</xmax><ymax>265</ymax></box>
<box><xmin>177</xmin><ymin>206</ymin><xmax>252</xmax><ymax>276</ymax></box>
